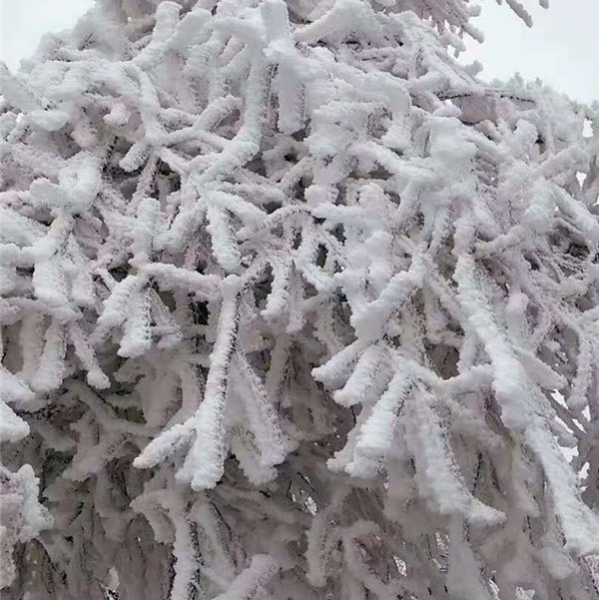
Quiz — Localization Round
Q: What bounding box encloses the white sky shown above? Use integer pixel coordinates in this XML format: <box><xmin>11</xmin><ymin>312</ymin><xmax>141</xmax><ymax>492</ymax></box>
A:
<box><xmin>0</xmin><ymin>0</ymin><xmax>597</xmax><ymax>104</ymax></box>
<box><xmin>0</xmin><ymin>0</ymin><xmax>93</xmax><ymax>69</ymax></box>
<box><xmin>462</xmin><ymin>0</ymin><xmax>598</xmax><ymax>105</ymax></box>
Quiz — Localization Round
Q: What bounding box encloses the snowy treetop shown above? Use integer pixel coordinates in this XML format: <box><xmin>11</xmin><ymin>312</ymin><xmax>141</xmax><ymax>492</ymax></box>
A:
<box><xmin>1</xmin><ymin>0</ymin><xmax>598</xmax><ymax>598</ymax></box>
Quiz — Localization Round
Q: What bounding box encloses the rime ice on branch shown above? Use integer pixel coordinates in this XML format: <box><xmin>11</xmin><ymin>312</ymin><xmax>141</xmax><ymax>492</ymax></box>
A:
<box><xmin>1</xmin><ymin>0</ymin><xmax>599</xmax><ymax>598</ymax></box>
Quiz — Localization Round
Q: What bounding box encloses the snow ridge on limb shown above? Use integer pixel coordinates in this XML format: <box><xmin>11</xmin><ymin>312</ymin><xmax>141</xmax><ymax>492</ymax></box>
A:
<box><xmin>1</xmin><ymin>0</ymin><xmax>598</xmax><ymax>598</ymax></box>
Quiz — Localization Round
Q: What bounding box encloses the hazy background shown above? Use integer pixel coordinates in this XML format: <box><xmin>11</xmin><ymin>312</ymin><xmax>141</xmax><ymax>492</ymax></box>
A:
<box><xmin>1</xmin><ymin>0</ymin><xmax>597</xmax><ymax>104</ymax></box>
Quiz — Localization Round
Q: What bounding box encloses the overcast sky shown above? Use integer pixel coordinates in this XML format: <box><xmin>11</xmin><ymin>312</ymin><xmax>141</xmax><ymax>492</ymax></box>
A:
<box><xmin>1</xmin><ymin>0</ymin><xmax>597</xmax><ymax>104</ymax></box>
<box><xmin>463</xmin><ymin>0</ymin><xmax>598</xmax><ymax>105</ymax></box>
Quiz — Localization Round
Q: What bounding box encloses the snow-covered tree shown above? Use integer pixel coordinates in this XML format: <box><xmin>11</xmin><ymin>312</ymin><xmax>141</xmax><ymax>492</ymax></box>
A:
<box><xmin>1</xmin><ymin>0</ymin><xmax>598</xmax><ymax>598</ymax></box>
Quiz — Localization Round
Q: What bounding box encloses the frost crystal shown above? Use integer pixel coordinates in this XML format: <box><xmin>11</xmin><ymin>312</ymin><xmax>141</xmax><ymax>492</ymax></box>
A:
<box><xmin>1</xmin><ymin>0</ymin><xmax>598</xmax><ymax>598</ymax></box>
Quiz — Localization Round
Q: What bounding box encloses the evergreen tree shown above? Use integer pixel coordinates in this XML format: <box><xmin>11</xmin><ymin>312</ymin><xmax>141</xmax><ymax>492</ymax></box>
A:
<box><xmin>1</xmin><ymin>0</ymin><xmax>598</xmax><ymax>598</ymax></box>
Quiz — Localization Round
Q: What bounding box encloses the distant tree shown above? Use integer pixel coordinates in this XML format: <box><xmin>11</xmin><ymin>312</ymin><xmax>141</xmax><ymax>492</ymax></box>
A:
<box><xmin>1</xmin><ymin>0</ymin><xmax>598</xmax><ymax>598</ymax></box>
